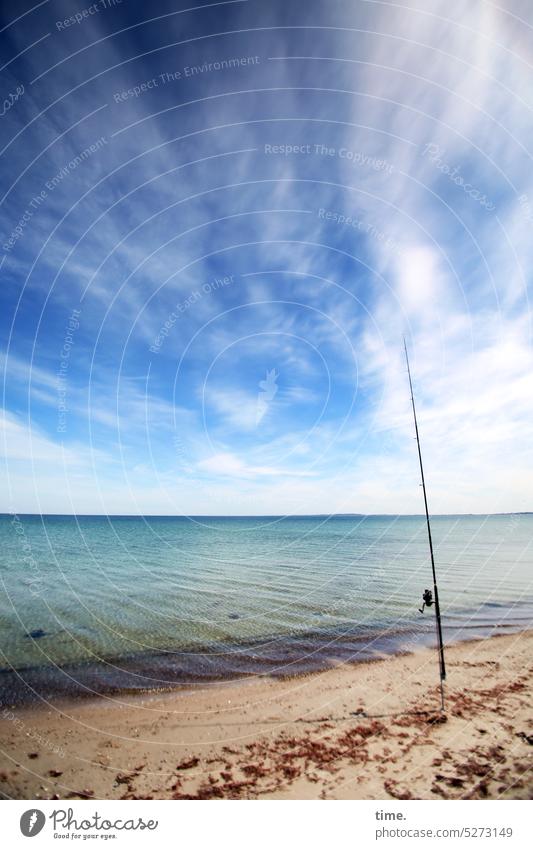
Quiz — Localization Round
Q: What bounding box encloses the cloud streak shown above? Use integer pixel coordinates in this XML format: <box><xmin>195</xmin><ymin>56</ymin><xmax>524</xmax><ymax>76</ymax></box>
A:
<box><xmin>0</xmin><ymin>0</ymin><xmax>531</xmax><ymax>514</ymax></box>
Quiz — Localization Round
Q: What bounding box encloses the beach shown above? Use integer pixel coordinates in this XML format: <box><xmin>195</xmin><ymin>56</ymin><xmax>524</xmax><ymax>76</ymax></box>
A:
<box><xmin>1</xmin><ymin>630</ymin><xmax>531</xmax><ymax>800</ymax></box>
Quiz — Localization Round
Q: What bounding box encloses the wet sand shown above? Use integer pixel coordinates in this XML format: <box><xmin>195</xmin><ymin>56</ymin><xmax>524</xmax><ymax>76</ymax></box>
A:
<box><xmin>1</xmin><ymin>630</ymin><xmax>531</xmax><ymax>800</ymax></box>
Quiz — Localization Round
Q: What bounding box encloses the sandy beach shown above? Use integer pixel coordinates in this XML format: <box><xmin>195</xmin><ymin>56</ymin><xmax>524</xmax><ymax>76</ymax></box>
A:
<box><xmin>1</xmin><ymin>631</ymin><xmax>531</xmax><ymax>801</ymax></box>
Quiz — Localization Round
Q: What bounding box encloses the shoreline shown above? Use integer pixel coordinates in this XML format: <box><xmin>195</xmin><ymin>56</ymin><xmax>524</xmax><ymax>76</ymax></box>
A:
<box><xmin>3</xmin><ymin>598</ymin><xmax>532</xmax><ymax>708</ymax></box>
<box><xmin>1</xmin><ymin>629</ymin><xmax>532</xmax><ymax>800</ymax></box>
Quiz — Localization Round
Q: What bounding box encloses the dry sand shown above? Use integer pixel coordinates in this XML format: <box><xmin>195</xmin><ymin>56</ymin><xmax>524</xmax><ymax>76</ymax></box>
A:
<box><xmin>1</xmin><ymin>631</ymin><xmax>531</xmax><ymax>800</ymax></box>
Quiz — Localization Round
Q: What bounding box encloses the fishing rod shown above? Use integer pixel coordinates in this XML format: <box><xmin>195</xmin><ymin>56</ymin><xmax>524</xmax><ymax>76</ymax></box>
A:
<box><xmin>403</xmin><ymin>339</ymin><xmax>446</xmax><ymax>711</ymax></box>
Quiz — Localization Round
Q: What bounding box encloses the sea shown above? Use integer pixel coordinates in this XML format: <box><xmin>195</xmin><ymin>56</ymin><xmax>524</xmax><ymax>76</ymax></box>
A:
<box><xmin>0</xmin><ymin>513</ymin><xmax>531</xmax><ymax>704</ymax></box>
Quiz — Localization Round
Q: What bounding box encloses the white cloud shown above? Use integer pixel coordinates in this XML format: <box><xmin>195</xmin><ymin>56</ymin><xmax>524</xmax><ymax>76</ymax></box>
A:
<box><xmin>197</xmin><ymin>451</ymin><xmax>316</xmax><ymax>480</ymax></box>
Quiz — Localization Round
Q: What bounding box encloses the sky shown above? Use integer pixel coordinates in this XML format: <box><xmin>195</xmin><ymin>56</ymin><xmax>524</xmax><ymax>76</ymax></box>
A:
<box><xmin>0</xmin><ymin>0</ymin><xmax>532</xmax><ymax>515</ymax></box>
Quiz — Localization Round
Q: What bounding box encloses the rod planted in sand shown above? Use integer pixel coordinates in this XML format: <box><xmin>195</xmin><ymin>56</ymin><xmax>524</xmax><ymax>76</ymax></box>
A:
<box><xmin>404</xmin><ymin>339</ymin><xmax>446</xmax><ymax>711</ymax></box>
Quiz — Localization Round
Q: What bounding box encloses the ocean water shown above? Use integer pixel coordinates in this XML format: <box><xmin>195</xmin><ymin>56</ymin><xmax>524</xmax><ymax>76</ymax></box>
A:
<box><xmin>0</xmin><ymin>513</ymin><xmax>531</xmax><ymax>703</ymax></box>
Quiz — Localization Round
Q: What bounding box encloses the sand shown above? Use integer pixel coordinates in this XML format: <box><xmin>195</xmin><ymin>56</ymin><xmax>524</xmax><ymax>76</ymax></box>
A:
<box><xmin>1</xmin><ymin>630</ymin><xmax>531</xmax><ymax>800</ymax></box>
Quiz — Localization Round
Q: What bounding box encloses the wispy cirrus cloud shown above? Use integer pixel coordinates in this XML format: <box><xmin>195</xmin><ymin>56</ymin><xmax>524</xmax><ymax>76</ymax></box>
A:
<box><xmin>0</xmin><ymin>0</ymin><xmax>531</xmax><ymax>514</ymax></box>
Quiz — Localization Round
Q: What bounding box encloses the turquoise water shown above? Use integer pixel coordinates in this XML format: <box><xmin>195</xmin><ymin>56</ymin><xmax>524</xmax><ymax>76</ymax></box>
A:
<box><xmin>0</xmin><ymin>513</ymin><xmax>531</xmax><ymax>702</ymax></box>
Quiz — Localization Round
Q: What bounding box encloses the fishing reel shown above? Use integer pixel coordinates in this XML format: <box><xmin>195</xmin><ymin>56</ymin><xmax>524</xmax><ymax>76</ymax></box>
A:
<box><xmin>418</xmin><ymin>588</ymin><xmax>433</xmax><ymax>614</ymax></box>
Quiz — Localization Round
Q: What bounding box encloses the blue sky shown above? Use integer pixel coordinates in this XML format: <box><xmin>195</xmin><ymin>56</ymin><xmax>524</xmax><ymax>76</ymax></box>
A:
<box><xmin>1</xmin><ymin>0</ymin><xmax>532</xmax><ymax>515</ymax></box>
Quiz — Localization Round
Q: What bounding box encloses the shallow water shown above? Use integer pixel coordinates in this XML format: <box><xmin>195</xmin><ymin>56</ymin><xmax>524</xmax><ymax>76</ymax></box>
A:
<box><xmin>0</xmin><ymin>513</ymin><xmax>531</xmax><ymax>703</ymax></box>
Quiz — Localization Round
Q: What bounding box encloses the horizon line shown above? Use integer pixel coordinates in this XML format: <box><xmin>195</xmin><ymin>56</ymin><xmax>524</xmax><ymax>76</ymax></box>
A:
<box><xmin>1</xmin><ymin>511</ymin><xmax>531</xmax><ymax>518</ymax></box>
